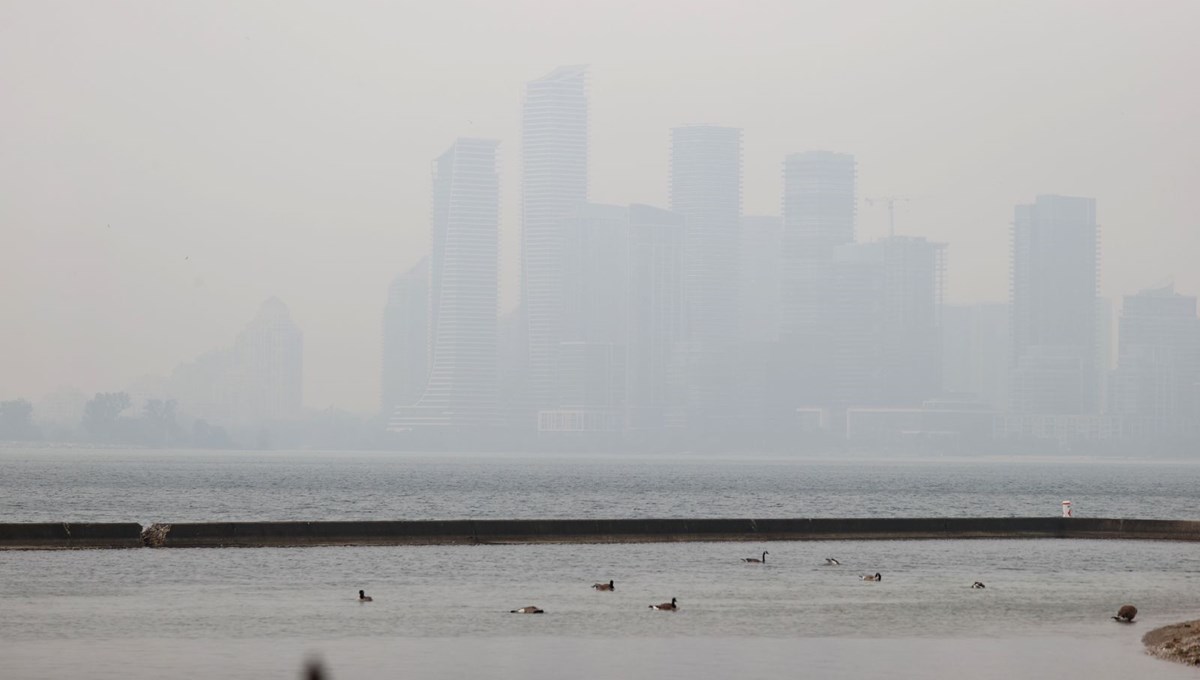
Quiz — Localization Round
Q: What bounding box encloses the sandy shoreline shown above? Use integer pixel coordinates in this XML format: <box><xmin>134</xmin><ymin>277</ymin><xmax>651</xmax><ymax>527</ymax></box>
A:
<box><xmin>1144</xmin><ymin>620</ymin><xmax>1200</xmax><ymax>667</ymax></box>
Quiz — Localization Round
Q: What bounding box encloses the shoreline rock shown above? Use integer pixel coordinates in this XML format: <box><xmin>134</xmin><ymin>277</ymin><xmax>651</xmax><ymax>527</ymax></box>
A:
<box><xmin>1144</xmin><ymin>620</ymin><xmax>1200</xmax><ymax>667</ymax></box>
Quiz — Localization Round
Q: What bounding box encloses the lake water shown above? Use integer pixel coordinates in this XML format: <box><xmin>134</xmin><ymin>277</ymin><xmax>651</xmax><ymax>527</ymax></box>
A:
<box><xmin>3</xmin><ymin>449</ymin><xmax>1200</xmax><ymax>523</ymax></box>
<box><xmin>2</xmin><ymin>449</ymin><xmax>1200</xmax><ymax>678</ymax></box>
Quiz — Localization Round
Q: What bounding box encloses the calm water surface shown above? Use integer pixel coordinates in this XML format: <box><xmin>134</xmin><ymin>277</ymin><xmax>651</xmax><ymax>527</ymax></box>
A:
<box><xmin>3</xmin><ymin>449</ymin><xmax>1200</xmax><ymax>522</ymax></box>
<box><xmin>3</xmin><ymin>450</ymin><xmax>1200</xmax><ymax>678</ymax></box>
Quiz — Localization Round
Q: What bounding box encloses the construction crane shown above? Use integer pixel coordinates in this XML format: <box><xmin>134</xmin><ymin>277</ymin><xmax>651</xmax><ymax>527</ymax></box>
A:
<box><xmin>864</xmin><ymin>196</ymin><xmax>911</xmax><ymax>238</ymax></box>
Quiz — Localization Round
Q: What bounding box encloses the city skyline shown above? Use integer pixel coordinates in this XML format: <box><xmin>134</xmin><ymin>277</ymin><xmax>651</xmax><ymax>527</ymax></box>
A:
<box><xmin>2</xmin><ymin>2</ymin><xmax>1198</xmax><ymax>412</ymax></box>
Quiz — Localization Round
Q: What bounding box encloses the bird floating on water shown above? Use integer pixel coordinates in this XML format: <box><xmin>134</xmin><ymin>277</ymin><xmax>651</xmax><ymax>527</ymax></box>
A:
<box><xmin>511</xmin><ymin>606</ymin><xmax>544</xmax><ymax>614</ymax></box>
<box><xmin>860</xmin><ymin>573</ymin><xmax>882</xmax><ymax>582</ymax></box>
<box><xmin>358</xmin><ymin>590</ymin><xmax>373</xmax><ymax>602</ymax></box>
<box><xmin>971</xmin><ymin>581</ymin><xmax>986</xmax><ymax>589</ymax></box>
<box><xmin>825</xmin><ymin>558</ymin><xmax>841</xmax><ymax>566</ymax></box>
<box><xmin>1112</xmin><ymin>604</ymin><xmax>1137</xmax><ymax>623</ymax></box>
<box><xmin>592</xmin><ymin>580</ymin><xmax>614</xmax><ymax>591</ymax></box>
<box><xmin>743</xmin><ymin>551</ymin><xmax>769</xmax><ymax>564</ymax></box>
<box><xmin>650</xmin><ymin>597</ymin><xmax>678</xmax><ymax>611</ymax></box>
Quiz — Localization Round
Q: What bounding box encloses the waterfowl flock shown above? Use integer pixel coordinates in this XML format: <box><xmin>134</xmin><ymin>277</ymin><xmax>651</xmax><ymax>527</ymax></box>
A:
<box><xmin>353</xmin><ymin>552</ymin><xmax>1137</xmax><ymax>623</ymax></box>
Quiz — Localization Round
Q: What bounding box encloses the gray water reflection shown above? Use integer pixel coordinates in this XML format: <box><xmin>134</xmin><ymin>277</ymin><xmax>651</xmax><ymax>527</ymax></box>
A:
<box><xmin>3</xmin><ymin>449</ymin><xmax>1200</xmax><ymax>522</ymax></box>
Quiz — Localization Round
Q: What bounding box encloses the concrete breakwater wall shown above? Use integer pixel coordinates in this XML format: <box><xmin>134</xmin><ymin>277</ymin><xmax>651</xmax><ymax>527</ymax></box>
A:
<box><xmin>0</xmin><ymin>522</ymin><xmax>144</xmax><ymax>549</ymax></box>
<box><xmin>4</xmin><ymin>517</ymin><xmax>1200</xmax><ymax>549</ymax></box>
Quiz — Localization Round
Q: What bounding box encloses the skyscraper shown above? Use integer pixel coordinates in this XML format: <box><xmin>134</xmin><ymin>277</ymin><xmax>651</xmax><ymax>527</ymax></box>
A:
<box><xmin>739</xmin><ymin>215</ymin><xmax>782</xmax><ymax>344</ymax></box>
<box><xmin>877</xmin><ymin>236</ymin><xmax>946</xmax><ymax>404</ymax></box>
<box><xmin>1111</xmin><ymin>283</ymin><xmax>1200</xmax><ymax>435</ymax></box>
<box><xmin>942</xmin><ymin>303</ymin><xmax>1010</xmax><ymax>409</ymax></box>
<box><xmin>779</xmin><ymin>151</ymin><xmax>857</xmax><ymax>409</ymax></box>
<box><xmin>669</xmin><ymin>125</ymin><xmax>742</xmax><ymax>341</ymax></box>
<box><xmin>170</xmin><ymin>297</ymin><xmax>303</xmax><ymax>426</ymax></box>
<box><xmin>669</xmin><ymin>126</ymin><xmax>742</xmax><ymax>432</ymax></box>
<box><xmin>1009</xmin><ymin>195</ymin><xmax>1099</xmax><ymax>414</ymax></box>
<box><xmin>521</xmin><ymin>65</ymin><xmax>589</xmax><ymax>420</ymax></box>
<box><xmin>236</xmin><ymin>297</ymin><xmax>304</xmax><ymax>422</ymax></box>
<box><xmin>537</xmin><ymin>203</ymin><xmax>685</xmax><ymax>433</ymax></box>
<box><xmin>390</xmin><ymin>138</ymin><xmax>500</xmax><ymax>430</ymax></box>
<box><xmin>381</xmin><ymin>257</ymin><xmax>429</xmax><ymax>416</ymax></box>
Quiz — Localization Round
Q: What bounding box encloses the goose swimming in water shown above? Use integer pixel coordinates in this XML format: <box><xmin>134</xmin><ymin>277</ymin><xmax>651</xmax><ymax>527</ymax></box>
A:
<box><xmin>358</xmin><ymin>590</ymin><xmax>373</xmax><ymax>602</ymax></box>
<box><xmin>743</xmin><ymin>551</ymin><xmax>769</xmax><ymax>564</ymax></box>
<box><xmin>511</xmin><ymin>606</ymin><xmax>544</xmax><ymax>614</ymax></box>
<box><xmin>860</xmin><ymin>573</ymin><xmax>882</xmax><ymax>582</ymax></box>
<box><xmin>1112</xmin><ymin>604</ymin><xmax>1137</xmax><ymax>623</ymax></box>
<box><xmin>825</xmin><ymin>558</ymin><xmax>841</xmax><ymax>566</ymax></box>
<box><xmin>592</xmin><ymin>580</ymin><xmax>615</xmax><ymax>591</ymax></box>
<box><xmin>650</xmin><ymin>597</ymin><xmax>678</xmax><ymax>611</ymax></box>
<box><xmin>971</xmin><ymin>581</ymin><xmax>986</xmax><ymax>589</ymax></box>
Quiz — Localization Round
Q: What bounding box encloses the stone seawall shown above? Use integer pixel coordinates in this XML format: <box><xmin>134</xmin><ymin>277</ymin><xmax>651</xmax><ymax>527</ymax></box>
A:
<box><xmin>5</xmin><ymin>517</ymin><xmax>1200</xmax><ymax>549</ymax></box>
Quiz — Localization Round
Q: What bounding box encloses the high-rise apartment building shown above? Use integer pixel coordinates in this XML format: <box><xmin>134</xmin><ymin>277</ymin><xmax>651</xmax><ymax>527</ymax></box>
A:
<box><xmin>170</xmin><ymin>297</ymin><xmax>303</xmax><ymax>425</ymax></box>
<box><xmin>669</xmin><ymin>126</ymin><xmax>742</xmax><ymax>341</ymax></box>
<box><xmin>1009</xmin><ymin>195</ymin><xmax>1099</xmax><ymax>414</ymax></box>
<box><xmin>381</xmin><ymin>258</ymin><xmax>429</xmax><ymax>416</ymax></box>
<box><xmin>521</xmin><ymin>65</ymin><xmax>589</xmax><ymax>419</ymax></box>
<box><xmin>669</xmin><ymin>126</ymin><xmax>742</xmax><ymax>431</ymax></box>
<box><xmin>942</xmin><ymin>303</ymin><xmax>1010</xmax><ymax>409</ymax></box>
<box><xmin>877</xmin><ymin>236</ymin><xmax>945</xmax><ymax>404</ymax></box>
<box><xmin>391</xmin><ymin>138</ymin><xmax>500</xmax><ymax>430</ymax></box>
<box><xmin>778</xmin><ymin>151</ymin><xmax>857</xmax><ymax>409</ymax></box>
<box><xmin>1111</xmin><ymin>284</ymin><xmax>1200</xmax><ymax>435</ymax></box>
<box><xmin>538</xmin><ymin>203</ymin><xmax>685</xmax><ymax>433</ymax></box>
<box><xmin>237</xmin><ymin>297</ymin><xmax>303</xmax><ymax>422</ymax></box>
<box><xmin>780</xmin><ymin>150</ymin><xmax>856</xmax><ymax>338</ymax></box>
<box><xmin>739</xmin><ymin>215</ymin><xmax>782</xmax><ymax>344</ymax></box>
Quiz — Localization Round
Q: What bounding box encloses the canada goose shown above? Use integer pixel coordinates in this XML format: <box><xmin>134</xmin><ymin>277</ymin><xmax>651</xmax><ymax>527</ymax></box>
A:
<box><xmin>650</xmin><ymin>597</ymin><xmax>678</xmax><ymax>611</ymax></box>
<box><xmin>860</xmin><ymin>573</ymin><xmax>882</xmax><ymax>582</ymax></box>
<box><xmin>1112</xmin><ymin>604</ymin><xmax>1137</xmax><ymax>623</ymax></box>
<box><xmin>743</xmin><ymin>551</ymin><xmax>769</xmax><ymax>564</ymax></box>
<box><xmin>592</xmin><ymin>580</ymin><xmax>615</xmax><ymax>591</ymax></box>
<box><xmin>511</xmin><ymin>606</ymin><xmax>544</xmax><ymax>614</ymax></box>
<box><xmin>358</xmin><ymin>590</ymin><xmax>373</xmax><ymax>602</ymax></box>
<box><xmin>825</xmin><ymin>558</ymin><xmax>841</xmax><ymax>566</ymax></box>
<box><xmin>971</xmin><ymin>581</ymin><xmax>986</xmax><ymax>589</ymax></box>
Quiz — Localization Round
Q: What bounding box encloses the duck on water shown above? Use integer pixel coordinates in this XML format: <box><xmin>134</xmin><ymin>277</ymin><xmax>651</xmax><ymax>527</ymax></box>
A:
<box><xmin>650</xmin><ymin>598</ymin><xmax>679</xmax><ymax>611</ymax></box>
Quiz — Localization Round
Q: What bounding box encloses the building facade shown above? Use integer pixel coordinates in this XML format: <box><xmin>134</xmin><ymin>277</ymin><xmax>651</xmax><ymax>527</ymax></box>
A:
<box><xmin>521</xmin><ymin>65</ymin><xmax>589</xmax><ymax>421</ymax></box>
<box><xmin>1009</xmin><ymin>195</ymin><xmax>1100</xmax><ymax>414</ymax></box>
<box><xmin>381</xmin><ymin>257</ymin><xmax>429</xmax><ymax>416</ymax></box>
<box><xmin>669</xmin><ymin>126</ymin><xmax>742</xmax><ymax>432</ymax></box>
<box><xmin>391</xmin><ymin>138</ymin><xmax>501</xmax><ymax>430</ymax></box>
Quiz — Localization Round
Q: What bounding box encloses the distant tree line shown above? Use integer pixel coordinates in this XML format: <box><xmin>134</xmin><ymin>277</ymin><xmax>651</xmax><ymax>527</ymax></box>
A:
<box><xmin>1</xmin><ymin>392</ymin><xmax>233</xmax><ymax>448</ymax></box>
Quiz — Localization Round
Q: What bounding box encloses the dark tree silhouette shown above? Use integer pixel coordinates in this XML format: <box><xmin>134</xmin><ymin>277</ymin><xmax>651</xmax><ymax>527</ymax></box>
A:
<box><xmin>82</xmin><ymin>392</ymin><xmax>131</xmax><ymax>442</ymax></box>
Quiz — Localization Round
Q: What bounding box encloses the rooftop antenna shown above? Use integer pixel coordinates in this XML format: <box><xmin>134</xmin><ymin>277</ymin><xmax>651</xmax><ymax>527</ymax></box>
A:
<box><xmin>864</xmin><ymin>196</ymin><xmax>911</xmax><ymax>238</ymax></box>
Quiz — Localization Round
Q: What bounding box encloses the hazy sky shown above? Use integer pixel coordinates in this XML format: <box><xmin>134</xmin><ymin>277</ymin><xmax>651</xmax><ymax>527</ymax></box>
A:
<box><xmin>2</xmin><ymin>0</ymin><xmax>1197</xmax><ymax>413</ymax></box>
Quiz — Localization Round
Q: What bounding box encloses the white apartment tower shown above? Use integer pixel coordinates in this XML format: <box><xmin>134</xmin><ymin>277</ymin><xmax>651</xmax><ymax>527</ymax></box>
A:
<box><xmin>391</xmin><ymin>138</ymin><xmax>500</xmax><ymax>429</ymax></box>
<box><xmin>521</xmin><ymin>65</ymin><xmax>589</xmax><ymax>419</ymax></box>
